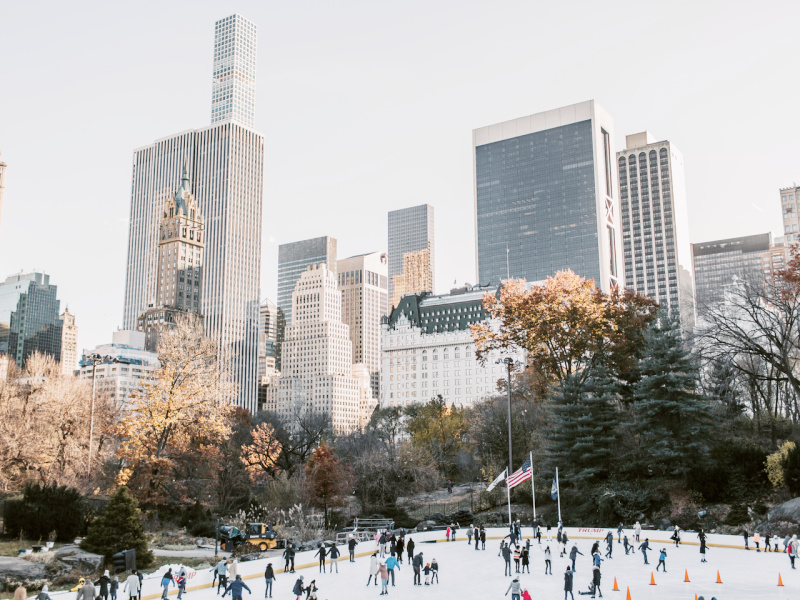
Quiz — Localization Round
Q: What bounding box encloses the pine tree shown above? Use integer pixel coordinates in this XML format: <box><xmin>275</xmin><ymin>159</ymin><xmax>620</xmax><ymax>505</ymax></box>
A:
<box><xmin>633</xmin><ymin>313</ymin><xmax>710</xmax><ymax>479</ymax></box>
<box><xmin>81</xmin><ymin>486</ymin><xmax>153</xmax><ymax>568</ymax></box>
<box><xmin>548</xmin><ymin>367</ymin><xmax>620</xmax><ymax>486</ymax></box>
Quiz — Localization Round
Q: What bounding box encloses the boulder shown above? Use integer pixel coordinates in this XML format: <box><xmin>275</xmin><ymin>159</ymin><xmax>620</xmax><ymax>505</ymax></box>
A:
<box><xmin>0</xmin><ymin>556</ymin><xmax>47</xmax><ymax>580</ymax></box>
<box><xmin>768</xmin><ymin>497</ymin><xmax>800</xmax><ymax>525</ymax></box>
<box><xmin>53</xmin><ymin>545</ymin><xmax>104</xmax><ymax>570</ymax></box>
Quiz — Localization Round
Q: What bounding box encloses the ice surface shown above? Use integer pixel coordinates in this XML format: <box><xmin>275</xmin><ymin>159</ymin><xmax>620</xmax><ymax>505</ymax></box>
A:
<box><xmin>78</xmin><ymin>528</ymin><xmax>800</xmax><ymax>600</ymax></box>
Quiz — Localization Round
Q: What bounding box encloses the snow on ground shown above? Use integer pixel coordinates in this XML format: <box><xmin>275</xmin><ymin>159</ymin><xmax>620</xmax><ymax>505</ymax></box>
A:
<box><xmin>130</xmin><ymin>528</ymin><xmax>800</xmax><ymax>600</ymax></box>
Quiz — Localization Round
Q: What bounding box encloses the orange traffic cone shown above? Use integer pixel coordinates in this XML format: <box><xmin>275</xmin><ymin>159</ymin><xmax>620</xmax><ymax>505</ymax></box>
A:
<box><xmin>649</xmin><ymin>572</ymin><xmax>656</xmax><ymax>585</ymax></box>
<box><xmin>612</xmin><ymin>577</ymin><xmax>619</xmax><ymax>591</ymax></box>
<box><xmin>626</xmin><ymin>587</ymin><xmax>631</xmax><ymax>600</ymax></box>
<box><xmin>694</xmin><ymin>594</ymin><xmax>697</xmax><ymax>600</ymax></box>
<box><xmin>716</xmin><ymin>570</ymin><xmax>722</xmax><ymax>584</ymax></box>
<box><xmin>684</xmin><ymin>569</ymin><xmax>690</xmax><ymax>582</ymax></box>
<box><xmin>778</xmin><ymin>572</ymin><xmax>784</xmax><ymax>586</ymax></box>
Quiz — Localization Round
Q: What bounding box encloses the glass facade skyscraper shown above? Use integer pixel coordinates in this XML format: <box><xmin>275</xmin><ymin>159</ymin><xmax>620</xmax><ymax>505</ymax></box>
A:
<box><xmin>387</xmin><ymin>204</ymin><xmax>435</xmax><ymax>307</ymax></box>
<box><xmin>473</xmin><ymin>101</ymin><xmax>622</xmax><ymax>292</ymax></box>
<box><xmin>4</xmin><ymin>272</ymin><xmax>63</xmax><ymax>367</ymax></box>
<box><xmin>211</xmin><ymin>14</ymin><xmax>257</xmax><ymax>128</ymax></box>
<box><xmin>275</xmin><ymin>236</ymin><xmax>337</xmax><ymax>370</ymax></box>
<box><xmin>123</xmin><ymin>15</ymin><xmax>264</xmax><ymax>412</ymax></box>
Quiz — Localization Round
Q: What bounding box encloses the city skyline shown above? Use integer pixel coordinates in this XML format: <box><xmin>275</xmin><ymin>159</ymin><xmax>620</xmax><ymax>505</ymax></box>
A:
<box><xmin>1</xmin><ymin>1</ymin><xmax>798</xmax><ymax>354</ymax></box>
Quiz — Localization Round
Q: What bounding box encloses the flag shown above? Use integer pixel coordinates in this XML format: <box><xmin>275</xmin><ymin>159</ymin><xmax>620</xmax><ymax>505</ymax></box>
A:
<box><xmin>486</xmin><ymin>468</ymin><xmax>507</xmax><ymax>492</ymax></box>
<box><xmin>551</xmin><ymin>473</ymin><xmax>559</xmax><ymax>500</ymax></box>
<box><xmin>506</xmin><ymin>458</ymin><xmax>532</xmax><ymax>489</ymax></box>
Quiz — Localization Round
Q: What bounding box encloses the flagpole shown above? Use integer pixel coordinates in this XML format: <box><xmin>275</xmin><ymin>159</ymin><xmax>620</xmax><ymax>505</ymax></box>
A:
<box><xmin>556</xmin><ymin>467</ymin><xmax>562</xmax><ymax>524</ymax></box>
<box><xmin>530</xmin><ymin>451</ymin><xmax>536</xmax><ymax>523</ymax></box>
<box><xmin>506</xmin><ymin>476</ymin><xmax>512</xmax><ymax>526</ymax></box>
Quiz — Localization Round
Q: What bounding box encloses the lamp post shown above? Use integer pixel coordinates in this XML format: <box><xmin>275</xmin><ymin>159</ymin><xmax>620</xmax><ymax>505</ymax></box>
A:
<box><xmin>497</xmin><ymin>356</ymin><xmax>520</xmax><ymax>525</ymax></box>
<box><xmin>82</xmin><ymin>352</ymin><xmax>129</xmax><ymax>475</ymax></box>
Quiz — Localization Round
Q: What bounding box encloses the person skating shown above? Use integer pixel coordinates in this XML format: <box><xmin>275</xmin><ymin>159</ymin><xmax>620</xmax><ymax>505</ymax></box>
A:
<box><xmin>743</xmin><ymin>528</ymin><xmax>749</xmax><ymax>550</ymax></box>
<box><xmin>700</xmin><ymin>537</ymin><xmax>708</xmax><ymax>563</ymax></box>
<box><xmin>314</xmin><ymin>544</ymin><xmax>327</xmax><ymax>573</ymax></box>
<box><xmin>671</xmin><ymin>526</ymin><xmax>681</xmax><ymax>547</ymax></box>
<box><xmin>569</xmin><ymin>545</ymin><xmax>583</xmax><ymax>572</ymax></box>
<box><xmin>790</xmin><ymin>535</ymin><xmax>798</xmax><ymax>569</ymax></box>
<box><xmin>605</xmin><ymin>537</ymin><xmax>612</xmax><ymax>560</ymax></box>
<box><xmin>505</xmin><ymin>576</ymin><xmax>522</xmax><ymax>600</ymax></box>
<box><xmin>638</xmin><ymin>538</ymin><xmax>650</xmax><ymax>564</ymax></box>
<box><xmin>431</xmin><ymin>558</ymin><xmax>439</xmax><ymax>583</ymax></box>
<box><xmin>303</xmin><ymin>580</ymin><xmax>317</xmax><ymax>600</ymax></box>
<box><xmin>474</xmin><ymin>526</ymin><xmax>480</xmax><ymax>551</ymax></box>
<box><xmin>213</xmin><ymin>559</ymin><xmax>229</xmax><ymax>594</ymax></box>
<box><xmin>328</xmin><ymin>545</ymin><xmax>340</xmax><ymax>573</ymax></box>
<box><xmin>590</xmin><ymin>541</ymin><xmax>599</xmax><ymax>556</ymax></box>
<box><xmin>514</xmin><ymin>545</ymin><xmax>521</xmax><ymax>573</ymax></box>
<box><xmin>536</xmin><ymin>528</ymin><xmax>541</xmax><ymax>545</ymax></box>
<box><xmin>123</xmin><ymin>571</ymin><xmax>141</xmax><ymax>600</ymax></box>
<box><xmin>379</xmin><ymin>561</ymin><xmax>389</xmax><ymax>595</ymax></box>
<box><xmin>390</xmin><ymin>538</ymin><xmax>396</xmax><ymax>558</ymax></box>
<box><xmin>501</xmin><ymin>543</ymin><xmax>513</xmax><ymax>576</ymax></box>
<box><xmin>765</xmin><ymin>532</ymin><xmax>772</xmax><ymax>552</ymax></box>
<box><xmin>283</xmin><ymin>546</ymin><xmax>293</xmax><ymax>572</ymax></box>
<box><xmin>451</xmin><ymin>522</ymin><xmax>458</xmax><ymax>542</ymax></box>
<box><xmin>412</xmin><ymin>552</ymin><xmax>423</xmax><ymax>585</ymax></box>
<box><xmin>291</xmin><ymin>576</ymin><xmax>304</xmax><ymax>600</ymax></box>
<box><xmin>176</xmin><ymin>568</ymin><xmax>186</xmax><ymax>600</ymax></box>
<box><xmin>544</xmin><ymin>545</ymin><xmax>552</xmax><ymax>575</ymax></box>
<box><xmin>634</xmin><ymin>521</ymin><xmax>641</xmax><ymax>542</ymax></box>
<box><xmin>111</xmin><ymin>577</ymin><xmax>119</xmax><ymax>600</ymax></box>
<box><xmin>564</xmin><ymin>566</ymin><xmax>575</xmax><ymax>600</ymax></box>
<box><xmin>367</xmin><ymin>553</ymin><xmax>379</xmax><ymax>586</ymax></box>
<box><xmin>264</xmin><ymin>563</ymin><xmax>275</xmax><ymax>598</ymax></box>
<box><xmin>591</xmin><ymin>567</ymin><xmax>603</xmax><ymax>599</ymax></box>
<box><xmin>446</xmin><ymin>526</ymin><xmax>451</xmax><ymax>542</ymax></box>
<box><xmin>656</xmin><ymin>548</ymin><xmax>667</xmax><ymax>572</ymax></box>
<box><xmin>79</xmin><ymin>580</ymin><xmax>96</xmax><ymax>600</ymax></box>
<box><xmin>480</xmin><ymin>527</ymin><xmax>487</xmax><ymax>550</ymax></box>
<box><xmin>385</xmin><ymin>554</ymin><xmax>399</xmax><ymax>586</ymax></box>
<box><xmin>617</xmin><ymin>523</ymin><xmax>623</xmax><ymax>543</ymax></box>
<box><xmin>423</xmin><ymin>562</ymin><xmax>431</xmax><ymax>585</ymax></box>
<box><xmin>95</xmin><ymin>570</ymin><xmax>112</xmax><ymax>600</ymax></box>
<box><xmin>160</xmin><ymin>569</ymin><xmax>175</xmax><ymax>600</ymax></box>
<box><xmin>623</xmin><ymin>535</ymin><xmax>631</xmax><ymax>555</ymax></box>
<box><xmin>36</xmin><ymin>585</ymin><xmax>52</xmax><ymax>600</ymax></box>
<box><xmin>379</xmin><ymin>532</ymin><xmax>387</xmax><ymax>557</ymax></box>
<box><xmin>396</xmin><ymin>536</ymin><xmax>404</xmax><ymax>563</ymax></box>
<box><xmin>467</xmin><ymin>525</ymin><xmax>473</xmax><ymax>546</ymax></box>
<box><xmin>604</xmin><ymin>531</ymin><xmax>613</xmax><ymax>553</ymax></box>
<box><xmin>288</xmin><ymin>547</ymin><xmax>296</xmax><ymax>573</ymax></box>
<box><xmin>754</xmin><ymin>531</ymin><xmax>761</xmax><ymax>552</ymax></box>
<box><xmin>407</xmin><ymin>538</ymin><xmax>415</xmax><ymax>563</ymax></box>
<box><xmin>521</xmin><ymin>546</ymin><xmax>530</xmax><ymax>573</ymax></box>
<box><xmin>348</xmin><ymin>536</ymin><xmax>358</xmax><ymax>562</ymax></box>
<box><xmin>221</xmin><ymin>575</ymin><xmax>250</xmax><ymax>600</ymax></box>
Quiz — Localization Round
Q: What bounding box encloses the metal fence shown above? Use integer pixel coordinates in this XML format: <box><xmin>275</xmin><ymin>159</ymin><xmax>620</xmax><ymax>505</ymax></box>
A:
<box><xmin>404</xmin><ymin>491</ymin><xmax>502</xmax><ymax>523</ymax></box>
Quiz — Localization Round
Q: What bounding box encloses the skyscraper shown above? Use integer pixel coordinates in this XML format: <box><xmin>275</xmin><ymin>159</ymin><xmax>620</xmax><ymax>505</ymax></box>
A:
<box><xmin>387</xmin><ymin>204</ymin><xmax>435</xmax><ymax>308</ymax></box>
<box><xmin>136</xmin><ymin>165</ymin><xmax>206</xmax><ymax>352</ymax></box>
<box><xmin>473</xmin><ymin>100</ymin><xmax>622</xmax><ymax>292</ymax></box>
<box><xmin>0</xmin><ymin>272</ymin><xmax>53</xmax><ymax>354</ymax></box>
<box><xmin>5</xmin><ymin>273</ymin><xmax>63</xmax><ymax>367</ymax></box>
<box><xmin>258</xmin><ymin>297</ymin><xmax>278</xmax><ymax>381</ymax></box>
<box><xmin>59</xmin><ymin>306</ymin><xmax>78</xmax><ymax>375</ymax></box>
<box><xmin>691</xmin><ymin>233</ymin><xmax>771</xmax><ymax>312</ymax></box>
<box><xmin>617</xmin><ymin>132</ymin><xmax>695</xmax><ymax>326</ymax></box>
<box><xmin>779</xmin><ymin>185</ymin><xmax>800</xmax><ymax>243</ymax></box>
<box><xmin>211</xmin><ymin>14</ymin><xmax>258</xmax><ymax>128</ymax></box>
<box><xmin>275</xmin><ymin>236</ymin><xmax>337</xmax><ymax>369</ymax></box>
<box><xmin>266</xmin><ymin>264</ymin><xmax>375</xmax><ymax>433</ymax></box>
<box><xmin>337</xmin><ymin>252</ymin><xmax>388</xmax><ymax>398</ymax></box>
<box><xmin>123</xmin><ymin>15</ymin><xmax>264</xmax><ymax>412</ymax></box>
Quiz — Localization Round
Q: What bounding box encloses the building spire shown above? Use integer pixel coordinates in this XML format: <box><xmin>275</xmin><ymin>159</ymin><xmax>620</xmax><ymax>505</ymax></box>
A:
<box><xmin>181</xmin><ymin>158</ymin><xmax>190</xmax><ymax>185</ymax></box>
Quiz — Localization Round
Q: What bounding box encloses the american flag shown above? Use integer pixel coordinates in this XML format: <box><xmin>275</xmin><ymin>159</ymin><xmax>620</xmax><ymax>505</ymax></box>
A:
<box><xmin>506</xmin><ymin>458</ymin><xmax>532</xmax><ymax>489</ymax></box>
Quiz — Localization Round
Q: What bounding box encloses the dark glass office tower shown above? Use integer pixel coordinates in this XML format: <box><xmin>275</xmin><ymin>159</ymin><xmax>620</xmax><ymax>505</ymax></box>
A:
<box><xmin>4</xmin><ymin>273</ymin><xmax>63</xmax><ymax>367</ymax></box>
<box><xmin>473</xmin><ymin>101</ymin><xmax>622</xmax><ymax>292</ymax></box>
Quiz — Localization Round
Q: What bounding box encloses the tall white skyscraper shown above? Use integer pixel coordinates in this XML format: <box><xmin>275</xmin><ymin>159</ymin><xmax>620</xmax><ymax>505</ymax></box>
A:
<box><xmin>617</xmin><ymin>132</ymin><xmax>694</xmax><ymax>326</ymax></box>
<box><xmin>123</xmin><ymin>15</ymin><xmax>264</xmax><ymax>412</ymax></box>
<box><xmin>211</xmin><ymin>14</ymin><xmax>257</xmax><ymax>128</ymax></box>
<box><xmin>266</xmin><ymin>264</ymin><xmax>375</xmax><ymax>433</ymax></box>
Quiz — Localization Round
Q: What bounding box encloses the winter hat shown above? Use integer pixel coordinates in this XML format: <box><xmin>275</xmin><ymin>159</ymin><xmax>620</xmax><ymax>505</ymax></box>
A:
<box><xmin>104</xmin><ymin>570</ymin><xmax>110</xmax><ymax>577</ymax></box>
<box><xmin>513</xmin><ymin>577</ymin><xmax>519</xmax><ymax>581</ymax></box>
<box><xmin>42</xmin><ymin>586</ymin><xmax>48</xmax><ymax>593</ymax></box>
<box><xmin>299</xmin><ymin>576</ymin><xmax>304</xmax><ymax>581</ymax></box>
<box><xmin>236</xmin><ymin>575</ymin><xmax>241</xmax><ymax>580</ymax></box>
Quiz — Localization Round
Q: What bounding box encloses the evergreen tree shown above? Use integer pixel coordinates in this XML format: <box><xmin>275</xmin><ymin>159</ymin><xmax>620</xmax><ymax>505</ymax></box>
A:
<box><xmin>548</xmin><ymin>367</ymin><xmax>620</xmax><ymax>486</ymax></box>
<box><xmin>81</xmin><ymin>486</ymin><xmax>153</xmax><ymax>568</ymax></box>
<box><xmin>632</xmin><ymin>313</ymin><xmax>710</xmax><ymax>479</ymax></box>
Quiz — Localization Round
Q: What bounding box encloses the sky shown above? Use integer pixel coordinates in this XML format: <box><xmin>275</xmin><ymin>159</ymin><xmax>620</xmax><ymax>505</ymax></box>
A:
<box><xmin>0</xmin><ymin>0</ymin><xmax>798</xmax><ymax>354</ymax></box>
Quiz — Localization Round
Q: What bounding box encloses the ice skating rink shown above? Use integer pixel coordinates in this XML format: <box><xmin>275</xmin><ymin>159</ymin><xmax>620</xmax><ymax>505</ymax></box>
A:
<box><xmin>117</xmin><ymin>528</ymin><xmax>800</xmax><ymax>600</ymax></box>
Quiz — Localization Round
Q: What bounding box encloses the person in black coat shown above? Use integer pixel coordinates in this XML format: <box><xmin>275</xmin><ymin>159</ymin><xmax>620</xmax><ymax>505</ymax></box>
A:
<box><xmin>407</xmin><ymin>538</ymin><xmax>415</xmax><ymax>563</ymax></box>
<box><xmin>264</xmin><ymin>563</ymin><xmax>276</xmax><ymax>598</ymax></box>
<box><xmin>95</xmin><ymin>571</ymin><xmax>112</xmax><ymax>600</ymax></box>
<box><xmin>348</xmin><ymin>536</ymin><xmax>357</xmax><ymax>562</ymax></box>
<box><xmin>480</xmin><ymin>527</ymin><xmax>486</xmax><ymax>550</ymax></box>
<box><xmin>314</xmin><ymin>544</ymin><xmax>327</xmax><ymax>573</ymax></box>
<box><xmin>396</xmin><ymin>537</ymin><xmax>405</xmax><ymax>563</ymax></box>
<box><xmin>564</xmin><ymin>566</ymin><xmax>575</xmax><ymax>600</ymax></box>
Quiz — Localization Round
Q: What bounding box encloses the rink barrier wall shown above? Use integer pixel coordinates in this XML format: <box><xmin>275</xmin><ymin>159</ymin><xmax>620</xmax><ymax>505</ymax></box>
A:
<box><xmin>48</xmin><ymin>527</ymin><xmax>773</xmax><ymax>600</ymax></box>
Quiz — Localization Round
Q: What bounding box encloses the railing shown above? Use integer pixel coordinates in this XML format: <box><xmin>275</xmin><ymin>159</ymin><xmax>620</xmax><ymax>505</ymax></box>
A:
<box><xmin>403</xmin><ymin>490</ymin><xmax>503</xmax><ymax>524</ymax></box>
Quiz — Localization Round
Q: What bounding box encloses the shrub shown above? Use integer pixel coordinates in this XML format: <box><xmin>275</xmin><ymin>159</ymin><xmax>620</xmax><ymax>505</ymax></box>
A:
<box><xmin>5</xmin><ymin>483</ymin><xmax>85</xmax><ymax>541</ymax></box>
<box><xmin>81</xmin><ymin>486</ymin><xmax>154</xmax><ymax>568</ymax></box>
<box><xmin>189</xmin><ymin>520</ymin><xmax>217</xmax><ymax>538</ymax></box>
<box><xmin>725</xmin><ymin>504</ymin><xmax>749</xmax><ymax>526</ymax></box>
<box><xmin>783</xmin><ymin>444</ymin><xmax>800</xmax><ymax>495</ymax></box>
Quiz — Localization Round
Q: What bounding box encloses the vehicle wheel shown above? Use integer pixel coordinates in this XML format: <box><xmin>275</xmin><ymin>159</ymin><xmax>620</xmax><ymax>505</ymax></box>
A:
<box><xmin>259</xmin><ymin>543</ymin><xmax>267</xmax><ymax>552</ymax></box>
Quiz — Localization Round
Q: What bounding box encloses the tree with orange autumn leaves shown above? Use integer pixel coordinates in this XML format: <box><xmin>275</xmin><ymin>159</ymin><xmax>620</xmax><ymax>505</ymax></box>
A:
<box><xmin>115</xmin><ymin>316</ymin><xmax>236</xmax><ymax>504</ymax></box>
<box><xmin>471</xmin><ymin>270</ymin><xmax>658</xmax><ymax>393</ymax></box>
<box><xmin>240</xmin><ymin>422</ymin><xmax>282</xmax><ymax>483</ymax></box>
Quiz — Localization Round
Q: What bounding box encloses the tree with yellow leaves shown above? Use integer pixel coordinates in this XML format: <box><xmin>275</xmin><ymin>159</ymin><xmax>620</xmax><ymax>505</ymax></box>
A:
<box><xmin>471</xmin><ymin>270</ymin><xmax>657</xmax><ymax>390</ymax></box>
<box><xmin>240</xmin><ymin>422</ymin><xmax>282</xmax><ymax>483</ymax></box>
<box><xmin>115</xmin><ymin>315</ymin><xmax>236</xmax><ymax>503</ymax></box>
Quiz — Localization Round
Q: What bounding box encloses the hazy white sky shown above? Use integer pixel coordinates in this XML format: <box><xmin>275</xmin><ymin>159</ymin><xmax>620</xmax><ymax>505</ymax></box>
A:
<box><xmin>1</xmin><ymin>0</ymin><xmax>798</xmax><ymax>353</ymax></box>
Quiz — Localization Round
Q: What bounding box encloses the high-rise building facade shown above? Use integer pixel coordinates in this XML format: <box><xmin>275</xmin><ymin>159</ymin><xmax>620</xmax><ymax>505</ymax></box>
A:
<box><xmin>0</xmin><ymin>272</ymin><xmax>47</xmax><ymax>353</ymax></box>
<box><xmin>617</xmin><ymin>132</ymin><xmax>695</xmax><ymax>325</ymax></box>
<box><xmin>211</xmin><ymin>14</ymin><xmax>258</xmax><ymax>128</ymax></box>
<box><xmin>275</xmin><ymin>236</ymin><xmax>337</xmax><ymax>369</ymax></box>
<box><xmin>780</xmin><ymin>185</ymin><xmax>800</xmax><ymax>243</ymax></box>
<box><xmin>6</xmin><ymin>273</ymin><xmax>63</xmax><ymax>367</ymax></box>
<box><xmin>265</xmin><ymin>264</ymin><xmax>375</xmax><ymax>433</ymax></box>
<box><xmin>258</xmin><ymin>297</ymin><xmax>278</xmax><ymax>381</ymax></box>
<box><xmin>691</xmin><ymin>233</ymin><xmax>771</xmax><ymax>312</ymax></box>
<box><xmin>380</xmin><ymin>285</ymin><xmax>526</xmax><ymax>408</ymax></box>
<box><xmin>59</xmin><ymin>307</ymin><xmax>78</xmax><ymax>375</ymax></box>
<box><xmin>123</xmin><ymin>15</ymin><xmax>264</xmax><ymax>412</ymax></box>
<box><xmin>337</xmin><ymin>252</ymin><xmax>388</xmax><ymax>398</ymax></box>
<box><xmin>136</xmin><ymin>166</ymin><xmax>206</xmax><ymax>352</ymax></box>
<box><xmin>388</xmin><ymin>205</ymin><xmax>435</xmax><ymax>308</ymax></box>
<box><xmin>473</xmin><ymin>100</ymin><xmax>622</xmax><ymax>292</ymax></box>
